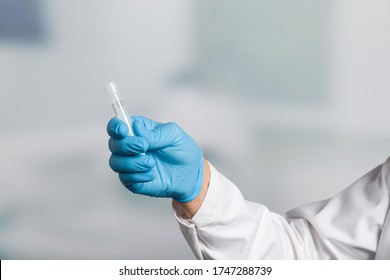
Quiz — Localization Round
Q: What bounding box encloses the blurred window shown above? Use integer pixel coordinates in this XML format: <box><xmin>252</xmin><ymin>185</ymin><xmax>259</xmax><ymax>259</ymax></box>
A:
<box><xmin>0</xmin><ymin>0</ymin><xmax>46</xmax><ymax>42</ymax></box>
<box><xmin>196</xmin><ymin>0</ymin><xmax>330</xmax><ymax>105</ymax></box>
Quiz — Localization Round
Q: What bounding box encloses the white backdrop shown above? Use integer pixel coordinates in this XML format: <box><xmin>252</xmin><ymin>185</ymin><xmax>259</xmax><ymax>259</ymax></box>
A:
<box><xmin>1</xmin><ymin>0</ymin><xmax>390</xmax><ymax>259</ymax></box>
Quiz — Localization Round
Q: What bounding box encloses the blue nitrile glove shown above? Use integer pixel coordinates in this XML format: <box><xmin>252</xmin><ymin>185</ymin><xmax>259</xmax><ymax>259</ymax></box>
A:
<box><xmin>107</xmin><ymin>116</ymin><xmax>204</xmax><ymax>202</ymax></box>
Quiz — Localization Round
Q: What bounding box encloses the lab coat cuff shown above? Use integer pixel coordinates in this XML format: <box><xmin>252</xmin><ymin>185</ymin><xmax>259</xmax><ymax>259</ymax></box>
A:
<box><xmin>173</xmin><ymin>162</ymin><xmax>222</xmax><ymax>228</ymax></box>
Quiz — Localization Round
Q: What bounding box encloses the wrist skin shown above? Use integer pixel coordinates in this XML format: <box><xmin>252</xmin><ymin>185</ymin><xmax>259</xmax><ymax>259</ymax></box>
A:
<box><xmin>172</xmin><ymin>158</ymin><xmax>211</xmax><ymax>219</ymax></box>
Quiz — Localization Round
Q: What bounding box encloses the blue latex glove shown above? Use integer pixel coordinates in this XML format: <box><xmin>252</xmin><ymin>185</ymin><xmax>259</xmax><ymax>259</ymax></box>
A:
<box><xmin>107</xmin><ymin>116</ymin><xmax>204</xmax><ymax>202</ymax></box>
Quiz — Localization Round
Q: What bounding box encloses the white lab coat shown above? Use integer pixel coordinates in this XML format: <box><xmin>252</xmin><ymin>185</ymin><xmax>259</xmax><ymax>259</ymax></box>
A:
<box><xmin>174</xmin><ymin>158</ymin><xmax>390</xmax><ymax>259</ymax></box>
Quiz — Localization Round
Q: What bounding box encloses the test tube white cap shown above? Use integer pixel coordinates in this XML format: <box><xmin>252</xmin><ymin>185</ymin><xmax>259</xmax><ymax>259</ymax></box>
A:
<box><xmin>103</xmin><ymin>81</ymin><xmax>121</xmax><ymax>103</ymax></box>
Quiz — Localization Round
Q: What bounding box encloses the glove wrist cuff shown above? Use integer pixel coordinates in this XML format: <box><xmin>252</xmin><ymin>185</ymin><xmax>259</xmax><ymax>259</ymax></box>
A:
<box><xmin>177</xmin><ymin>157</ymin><xmax>204</xmax><ymax>203</ymax></box>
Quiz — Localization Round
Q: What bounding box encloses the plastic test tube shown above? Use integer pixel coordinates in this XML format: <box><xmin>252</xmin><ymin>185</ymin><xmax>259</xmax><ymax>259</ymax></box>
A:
<box><xmin>103</xmin><ymin>81</ymin><xmax>135</xmax><ymax>136</ymax></box>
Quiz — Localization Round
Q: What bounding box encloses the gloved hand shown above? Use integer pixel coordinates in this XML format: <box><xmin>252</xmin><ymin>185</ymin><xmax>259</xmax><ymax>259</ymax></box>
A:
<box><xmin>107</xmin><ymin>116</ymin><xmax>204</xmax><ymax>203</ymax></box>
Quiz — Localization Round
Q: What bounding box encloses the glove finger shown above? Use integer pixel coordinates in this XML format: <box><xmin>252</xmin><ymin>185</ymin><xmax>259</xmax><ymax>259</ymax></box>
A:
<box><xmin>133</xmin><ymin>120</ymin><xmax>182</xmax><ymax>150</ymax></box>
<box><xmin>124</xmin><ymin>182</ymin><xmax>161</xmax><ymax>197</ymax></box>
<box><xmin>131</xmin><ymin>116</ymin><xmax>161</xmax><ymax>131</ymax></box>
<box><xmin>109</xmin><ymin>154</ymin><xmax>155</xmax><ymax>173</ymax></box>
<box><xmin>109</xmin><ymin>136</ymin><xmax>148</xmax><ymax>155</ymax></box>
<box><xmin>118</xmin><ymin>169</ymin><xmax>156</xmax><ymax>184</ymax></box>
<box><xmin>124</xmin><ymin>182</ymin><xmax>145</xmax><ymax>195</ymax></box>
<box><xmin>107</xmin><ymin>117</ymin><xmax>129</xmax><ymax>139</ymax></box>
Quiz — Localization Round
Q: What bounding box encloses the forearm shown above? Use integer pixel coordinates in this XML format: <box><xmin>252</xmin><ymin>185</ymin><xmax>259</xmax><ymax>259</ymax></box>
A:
<box><xmin>174</xmin><ymin>157</ymin><xmax>390</xmax><ymax>260</ymax></box>
<box><xmin>173</xmin><ymin>162</ymin><xmax>294</xmax><ymax>259</ymax></box>
<box><xmin>173</xmin><ymin>158</ymin><xmax>211</xmax><ymax>219</ymax></box>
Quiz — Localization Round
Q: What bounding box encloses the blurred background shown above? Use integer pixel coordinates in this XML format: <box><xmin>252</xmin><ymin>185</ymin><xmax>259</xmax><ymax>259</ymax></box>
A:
<box><xmin>1</xmin><ymin>0</ymin><xmax>390</xmax><ymax>259</ymax></box>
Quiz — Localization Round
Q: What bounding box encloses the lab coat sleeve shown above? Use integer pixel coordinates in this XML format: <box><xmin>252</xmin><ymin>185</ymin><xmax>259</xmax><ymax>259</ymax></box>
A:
<box><xmin>173</xmin><ymin>160</ymin><xmax>390</xmax><ymax>259</ymax></box>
